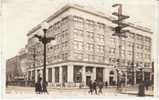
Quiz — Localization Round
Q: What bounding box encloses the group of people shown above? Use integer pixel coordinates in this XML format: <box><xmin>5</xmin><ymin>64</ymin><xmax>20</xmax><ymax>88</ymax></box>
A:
<box><xmin>88</xmin><ymin>80</ymin><xmax>107</xmax><ymax>95</ymax></box>
<box><xmin>35</xmin><ymin>77</ymin><xmax>48</xmax><ymax>94</ymax></box>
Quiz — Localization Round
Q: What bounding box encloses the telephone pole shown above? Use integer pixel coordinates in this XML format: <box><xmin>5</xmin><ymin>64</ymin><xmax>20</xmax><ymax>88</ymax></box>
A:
<box><xmin>112</xmin><ymin>4</ymin><xmax>130</xmax><ymax>89</ymax></box>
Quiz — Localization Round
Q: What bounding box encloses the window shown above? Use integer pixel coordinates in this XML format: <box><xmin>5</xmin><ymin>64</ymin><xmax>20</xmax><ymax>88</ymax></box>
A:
<box><xmin>128</xmin><ymin>33</ymin><xmax>135</xmax><ymax>39</ymax></box>
<box><xmin>145</xmin><ymin>46</ymin><xmax>151</xmax><ymax>51</ymax></box>
<box><xmin>110</xmin><ymin>38</ymin><xmax>115</xmax><ymax>44</ymax></box>
<box><xmin>74</xmin><ymin>29</ymin><xmax>83</xmax><ymax>40</ymax></box>
<box><xmin>55</xmin><ymin>67</ymin><xmax>59</xmax><ymax>83</ymax></box>
<box><xmin>95</xmin><ymin>55</ymin><xmax>104</xmax><ymax>62</ymax></box>
<box><xmin>86</xmin><ymin>20</ymin><xmax>94</xmax><ymax>32</ymax></box>
<box><xmin>73</xmin><ymin>16</ymin><xmax>84</xmax><ymax>29</ymax></box>
<box><xmin>73</xmin><ymin>16</ymin><xmax>83</xmax><ymax>23</ymax></box>
<box><xmin>86</xmin><ymin>31</ymin><xmax>94</xmax><ymax>41</ymax></box>
<box><xmin>127</xmin><ymin>42</ymin><xmax>133</xmax><ymax>48</ymax></box>
<box><xmin>86</xmin><ymin>43</ymin><xmax>94</xmax><ymax>51</ymax></box>
<box><xmin>74</xmin><ymin>53</ymin><xmax>83</xmax><ymax>60</ymax></box>
<box><xmin>96</xmin><ymin>34</ymin><xmax>104</xmax><ymax>42</ymax></box>
<box><xmin>74</xmin><ymin>41</ymin><xmax>83</xmax><ymax>50</ymax></box>
<box><xmin>96</xmin><ymin>45</ymin><xmax>104</xmax><ymax>52</ymax></box>
<box><xmin>121</xmin><ymin>50</ymin><xmax>125</xmax><ymax>57</ymax></box>
<box><xmin>96</xmin><ymin>23</ymin><xmax>105</xmax><ymax>34</ymax></box>
<box><xmin>127</xmin><ymin>51</ymin><xmax>132</xmax><ymax>57</ymax></box>
<box><xmin>109</xmin><ymin>48</ymin><xmax>115</xmax><ymax>54</ymax></box>
<box><xmin>48</xmin><ymin>68</ymin><xmax>52</xmax><ymax>82</ymax></box>
<box><xmin>136</xmin><ymin>35</ymin><xmax>143</xmax><ymax>42</ymax></box>
<box><xmin>61</xmin><ymin>53</ymin><xmax>68</xmax><ymax>60</ymax></box>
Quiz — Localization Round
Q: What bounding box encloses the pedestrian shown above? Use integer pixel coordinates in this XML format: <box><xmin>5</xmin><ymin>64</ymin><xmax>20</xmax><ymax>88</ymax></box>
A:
<box><xmin>98</xmin><ymin>81</ymin><xmax>104</xmax><ymax>94</ymax></box>
<box><xmin>105</xmin><ymin>81</ymin><xmax>108</xmax><ymax>88</ymax></box>
<box><xmin>36</xmin><ymin>77</ymin><xmax>42</xmax><ymax>94</ymax></box>
<box><xmin>138</xmin><ymin>81</ymin><xmax>145</xmax><ymax>96</ymax></box>
<box><xmin>35</xmin><ymin>82</ymin><xmax>38</xmax><ymax>93</ymax></box>
<box><xmin>145</xmin><ymin>80</ymin><xmax>149</xmax><ymax>90</ymax></box>
<box><xmin>88</xmin><ymin>80</ymin><xmax>93</xmax><ymax>95</ymax></box>
<box><xmin>92</xmin><ymin>80</ymin><xmax>97</xmax><ymax>95</ymax></box>
<box><xmin>42</xmin><ymin>81</ymin><xmax>49</xmax><ymax>94</ymax></box>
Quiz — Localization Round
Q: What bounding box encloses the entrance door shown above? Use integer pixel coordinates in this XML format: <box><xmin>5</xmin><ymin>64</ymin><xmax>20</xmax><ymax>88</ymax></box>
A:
<box><xmin>109</xmin><ymin>76</ymin><xmax>114</xmax><ymax>86</ymax></box>
<box><xmin>96</xmin><ymin>68</ymin><xmax>103</xmax><ymax>82</ymax></box>
<box><xmin>86</xmin><ymin>76</ymin><xmax>91</xmax><ymax>86</ymax></box>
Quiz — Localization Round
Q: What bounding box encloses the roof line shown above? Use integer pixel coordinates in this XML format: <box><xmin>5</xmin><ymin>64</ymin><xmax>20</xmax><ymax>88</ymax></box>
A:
<box><xmin>27</xmin><ymin>4</ymin><xmax>152</xmax><ymax>36</ymax></box>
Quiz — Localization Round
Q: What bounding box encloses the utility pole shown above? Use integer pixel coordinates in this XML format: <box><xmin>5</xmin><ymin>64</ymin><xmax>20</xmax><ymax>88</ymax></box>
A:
<box><xmin>112</xmin><ymin>4</ymin><xmax>130</xmax><ymax>89</ymax></box>
<box><xmin>32</xmin><ymin>46</ymin><xmax>36</xmax><ymax>84</ymax></box>
<box><xmin>131</xmin><ymin>42</ymin><xmax>135</xmax><ymax>85</ymax></box>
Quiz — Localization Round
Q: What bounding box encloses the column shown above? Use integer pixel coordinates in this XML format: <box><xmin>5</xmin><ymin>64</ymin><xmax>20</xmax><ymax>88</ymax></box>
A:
<box><xmin>46</xmin><ymin>68</ymin><xmax>48</xmax><ymax>82</ymax></box>
<box><xmin>134</xmin><ymin>72</ymin><xmax>136</xmax><ymax>84</ymax></box>
<box><xmin>35</xmin><ymin>69</ymin><xmax>37</xmax><ymax>82</ymax></box>
<box><xmin>67</xmin><ymin>64</ymin><xmax>74</xmax><ymax>83</ymax></box>
<box><xmin>142</xmin><ymin>71</ymin><xmax>145</xmax><ymax>81</ymax></box>
<box><xmin>59</xmin><ymin>66</ymin><xmax>62</xmax><ymax>84</ymax></box>
<box><xmin>103</xmin><ymin>68</ymin><xmax>109</xmax><ymax>83</ymax></box>
<box><xmin>125</xmin><ymin>72</ymin><xmax>128</xmax><ymax>86</ymax></box>
<box><xmin>82</xmin><ymin>66</ymin><xmax>86</xmax><ymax>86</ymax></box>
<box><xmin>52</xmin><ymin>67</ymin><xmax>55</xmax><ymax>84</ymax></box>
<box><xmin>92</xmin><ymin>67</ymin><xmax>96</xmax><ymax>81</ymax></box>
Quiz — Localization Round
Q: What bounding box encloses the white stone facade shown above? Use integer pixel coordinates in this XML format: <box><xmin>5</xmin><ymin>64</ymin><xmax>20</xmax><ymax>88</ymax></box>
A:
<box><xmin>26</xmin><ymin>4</ymin><xmax>153</xmax><ymax>87</ymax></box>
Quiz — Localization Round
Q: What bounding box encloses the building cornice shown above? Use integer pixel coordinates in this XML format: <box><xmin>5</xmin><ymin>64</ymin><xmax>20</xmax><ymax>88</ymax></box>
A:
<box><xmin>27</xmin><ymin>4</ymin><xmax>153</xmax><ymax>37</ymax></box>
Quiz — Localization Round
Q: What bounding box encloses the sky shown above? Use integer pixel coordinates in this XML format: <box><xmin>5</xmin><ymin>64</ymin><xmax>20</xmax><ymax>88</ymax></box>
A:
<box><xmin>1</xmin><ymin>0</ymin><xmax>156</xmax><ymax>59</ymax></box>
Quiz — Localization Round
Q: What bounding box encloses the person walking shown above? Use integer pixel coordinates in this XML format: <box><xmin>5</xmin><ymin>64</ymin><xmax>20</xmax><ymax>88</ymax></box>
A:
<box><xmin>88</xmin><ymin>80</ymin><xmax>93</xmax><ymax>95</ymax></box>
<box><xmin>105</xmin><ymin>81</ymin><xmax>108</xmax><ymax>88</ymax></box>
<box><xmin>35</xmin><ymin>77</ymin><xmax>42</xmax><ymax>94</ymax></box>
<box><xmin>138</xmin><ymin>81</ymin><xmax>145</xmax><ymax>96</ymax></box>
<box><xmin>92</xmin><ymin>80</ymin><xmax>97</xmax><ymax>95</ymax></box>
<box><xmin>42</xmin><ymin>81</ymin><xmax>49</xmax><ymax>94</ymax></box>
<box><xmin>98</xmin><ymin>81</ymin><xmax>104</xmax><ymax>94</ymax></box>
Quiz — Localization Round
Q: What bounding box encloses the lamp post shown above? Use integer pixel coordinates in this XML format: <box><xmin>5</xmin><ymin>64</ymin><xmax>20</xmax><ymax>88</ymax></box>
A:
<box><xmin>34</xmin><ymin>21</ymin><xmax>55</xmax><ymax>93</ymax></box>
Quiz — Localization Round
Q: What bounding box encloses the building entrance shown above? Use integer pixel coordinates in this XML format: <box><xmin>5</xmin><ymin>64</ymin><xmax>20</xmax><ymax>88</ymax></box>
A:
<box><xmin>96</xmin><ymin>68</ymin><xmax>103</xmax><ymax>82</ymax></box>
<box><xmin>86</xmin><ymin>76</ymin><xmax>91</xmax><ymax>86</ymax></box>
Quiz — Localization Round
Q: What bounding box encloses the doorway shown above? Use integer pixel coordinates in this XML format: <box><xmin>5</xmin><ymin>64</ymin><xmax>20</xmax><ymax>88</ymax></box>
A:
<box><xmin>86</xmin><ymin>76</ymin><xmax>91</xmax><ymax>86</ymax></box>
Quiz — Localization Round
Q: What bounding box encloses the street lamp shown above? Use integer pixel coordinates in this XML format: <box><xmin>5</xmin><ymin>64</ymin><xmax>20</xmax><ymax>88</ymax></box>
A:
<box><xmin>34</xmin><ymin>21</ymin><xmax>55</xmax><ymax>93</ymax></box>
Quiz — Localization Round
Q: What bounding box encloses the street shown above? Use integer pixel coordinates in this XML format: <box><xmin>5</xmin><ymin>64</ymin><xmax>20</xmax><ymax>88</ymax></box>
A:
<box><xmin>5</xmin><ymin>86</ymin><xmax>153</xmax><ymax>97</ymax></box>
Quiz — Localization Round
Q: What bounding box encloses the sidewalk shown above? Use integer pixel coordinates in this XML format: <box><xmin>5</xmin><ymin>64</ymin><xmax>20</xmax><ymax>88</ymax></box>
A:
<box><xmin>121</xmin><ymin>90</ymin><xmax>153</xmax><ymax>96</ymax></box>
<box><xmin>5</xmin><ymin>85</ymin><xmax>153</xmax><ymax>97</ymax></box>
<box><xmin>120</xmin><ymin>86</ymin><xmax>153</xmax><ymax>96</ymax></box>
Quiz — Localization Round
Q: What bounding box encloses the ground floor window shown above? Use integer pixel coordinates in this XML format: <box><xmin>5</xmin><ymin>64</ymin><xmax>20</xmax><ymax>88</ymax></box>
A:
<box><xmin>62</xmin><ymin>66</ymin><xmax>67</xmax><ymax>83</ymax></box>
<box><xmin>73</xmin><ymin>65</ymin><xmax>82</xmax><ymax>83</ymax></box>
<box><xmin>48</xmin><ymin>68</ymin><xmax>52</xmax><ymax>82</ymax></box>
<box><xmin>55</xmin><ymin>67</ymin><xmax>59</xmax><ymax>83</ymax></box>
<box><xmin>96</xmin><ymin>68</ymin><xmax>103</xmax><ymax>82</ymax></box>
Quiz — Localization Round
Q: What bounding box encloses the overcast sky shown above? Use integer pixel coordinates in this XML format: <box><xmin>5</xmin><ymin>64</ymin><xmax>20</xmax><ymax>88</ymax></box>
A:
<box><xmin>1</xmin><ymin>0</ymin><xmax>156</xmax><ymax>59</ymax></box>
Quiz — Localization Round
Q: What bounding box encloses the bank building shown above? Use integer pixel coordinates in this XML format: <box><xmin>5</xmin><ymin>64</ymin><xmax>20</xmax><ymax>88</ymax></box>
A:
<box><xmin>26</xmin><ymin>4</ymin><xmax>153</xmax><ymax>87</ymax></box>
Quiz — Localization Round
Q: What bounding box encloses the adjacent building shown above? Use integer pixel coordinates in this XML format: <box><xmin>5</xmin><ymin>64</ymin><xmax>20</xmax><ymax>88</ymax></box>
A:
<box><xmin>6</xmin><ymin>48</ymin><xmax>28</xmax><ymax>82</ymax></box>
<box><xmin>26</xmin><ymin>4</ymin><xmax>153</xmax><ymax>87</ymax></box>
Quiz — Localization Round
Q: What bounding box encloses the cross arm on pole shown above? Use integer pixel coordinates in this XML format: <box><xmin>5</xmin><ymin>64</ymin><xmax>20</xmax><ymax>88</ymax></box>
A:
<box><xmin>46</xmin><ymin>37</ymin><xmax>55</xmax><ymax>44</ymax></box>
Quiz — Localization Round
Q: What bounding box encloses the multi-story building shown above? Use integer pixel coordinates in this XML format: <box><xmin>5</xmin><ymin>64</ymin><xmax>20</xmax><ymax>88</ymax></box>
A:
<box><xmin>26</xmin><ymin>4</ymin><xmax>153</xmax><ymax>87</ymax></box>
<box><xmin>6</xmin><ymin>48</ymin><xmax>28</xmax><ymax>82</ymax></box>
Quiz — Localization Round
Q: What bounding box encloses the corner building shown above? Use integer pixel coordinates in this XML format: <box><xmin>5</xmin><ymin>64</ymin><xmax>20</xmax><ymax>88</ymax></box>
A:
<box><xmin>26</xmin><ymin>4</ymin><xmax>153</xmax><ymax>87</ymax></box>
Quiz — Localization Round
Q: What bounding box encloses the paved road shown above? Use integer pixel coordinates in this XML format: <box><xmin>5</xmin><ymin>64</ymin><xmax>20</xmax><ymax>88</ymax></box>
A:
<box><xmin>5</xmin><ymin>86</ymin><xmax>153</xmax><ymax>97</ymax></box>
